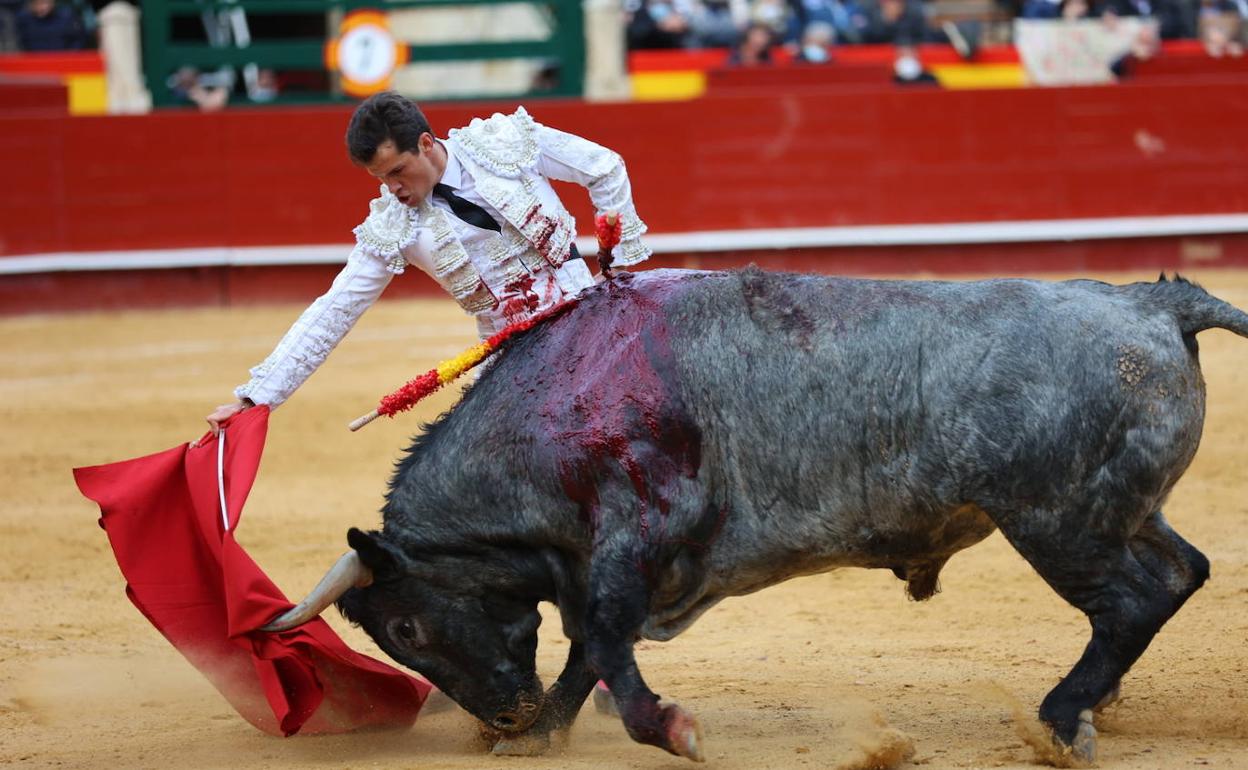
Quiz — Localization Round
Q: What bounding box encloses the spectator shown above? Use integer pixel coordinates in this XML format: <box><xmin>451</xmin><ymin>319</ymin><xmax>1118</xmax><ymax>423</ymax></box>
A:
<box><xmin>626</xmin><ymin>0</ymin><xmax>695</xmax><ymax>48</ymax></box>
<box><xmin>1101</xmin><ymin>0</ymin><xmax>1196</xmax><ymax>35</ymax></box>
<box><xmin>251</xmin><ymin>67</ymin><xmax>280</xmax><ymax>102</ymax></box>
<box><xmin>1</xmin><ymin>0</ymin><xmax>22</xmax><ymax>52</ymax></box>
<box><xmin>16</xmin><ymin>0</ymin><xmax>84</xmax><ymax>50</ymax></box>
<box><xmin>1062</xmin><ymin>0</ymin><xmax>1094</xmax><ymax>16</ymax></box>
<box><xmin>615</xmin><ymin>0</ymin><xmax>1228</xmax><ymax>51</ymax></box>
<box><xmin>690</xmin><ymin>0</ymin><xmax>750</xmax><ymax>47</ymax></box>
<box><xmin>1023</xmin><ymin>0</ymin><xmax>1092</xmax><ymax>17</ymax></box>
<box><xmin>1128</xmin><ymin>19</ymin><xmax>1162</xmax><ymax>59</ymax></box>
<box><xmin>1028</xmin><ymin>0</ymin><xmax>1191</xmax><ymax>33</ymax></box>
<box><xmin>167</xmin><ymin>66</ymin><xmax>231</xmax><ymax>112</ymax></box>
<box><xmin>796</xmin><ymin>19</ymin><xmax>836</xmax><ymax>59</ymax></box>
<box><xmin>1097</xmin><ymin>0</ymin><xmax>1163</xmax><ymax>71</ymax></box>
<box><xmin>728</xmin><ymin>20</ymin><xmax>777</xmax><ymax>63</ymax></box>
<box><xmin>750</xmin><ymin>0</ymin><xmax>794</xmax><ymax>38</ymax></box>
<box><xmin>1154</xmin><ymin>0</ymin><xmax>1199</xmax><ymax>37</ymax></box>
<box><xmin>792</xmin><ymin>0</ymin><xmax>864</xmax><ymax>44</ymax></box>
<box><xmin>1096</xmin><ymin>0</ymin><xmax>1149</xmax><ymax>14</ymax></box>
<box><xmin>1095</xmin><ymin>0</ymin><xmax>1192</xmax><ymax>36</ymax></box>
<box><xmin>893</xmin><ymin>44</ymin><xmax>939</xmax><ymax>82</ymax></box>
<box><xmin>856</xmin><ymin>0</ymin><xmax>981</xmax><ymax>57</ymax></box>
<box><xmin>1198</xmin><ymin>0</ymin><xmax>1244</xmax><ymax>53</ymax></box>
<box><xmin>995</xmin><ymin>0</ymin><xmax>1028</xmax><ymax>25</ymax></box>
<box><xmin>859</xmin><ymin>0</ymin><xmax>930</xmax><ymax>45</ymax></box>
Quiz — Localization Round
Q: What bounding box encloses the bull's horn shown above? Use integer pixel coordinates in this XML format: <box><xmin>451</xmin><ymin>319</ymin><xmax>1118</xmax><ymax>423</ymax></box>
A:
<box><xmin>260</xmin><ymin>551</ymin><xmax>373</xmax><ymax>632</ymax></box>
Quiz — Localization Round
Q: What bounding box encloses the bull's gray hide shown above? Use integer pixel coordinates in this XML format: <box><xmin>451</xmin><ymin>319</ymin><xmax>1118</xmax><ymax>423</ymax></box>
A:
<box><xmin>272</xmin><ymin>268</ymin><xmax>1247</xmax><ymax>766</ymax></box>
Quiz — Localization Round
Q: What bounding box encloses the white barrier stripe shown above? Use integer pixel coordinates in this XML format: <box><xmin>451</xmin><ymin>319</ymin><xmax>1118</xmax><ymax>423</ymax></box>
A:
<box><xmin>652</xmin><ymin>214</ymin><xmax>1248</xmax><ymax>250</ymax></box>
<box><xmin>217</xmin><ymin>429</ymin><xmax>230</xmax><ymax>533</ymax></box>
<box><xmin>0</xmin><ymin>245</ymin><xmax>350</xmax><ymax>274</ymax></box>
<box><xmin>3</xmin><ymin>213</ymin><xmax>1248</xmax><ymax>275</ymax></box>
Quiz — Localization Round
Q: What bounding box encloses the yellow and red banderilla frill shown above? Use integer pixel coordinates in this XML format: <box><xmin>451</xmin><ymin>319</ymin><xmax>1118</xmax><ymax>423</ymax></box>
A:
<box><xmin>348</xmin><ymin>213</ymin><xmax>622</xmax><ymax>431</ymax></box>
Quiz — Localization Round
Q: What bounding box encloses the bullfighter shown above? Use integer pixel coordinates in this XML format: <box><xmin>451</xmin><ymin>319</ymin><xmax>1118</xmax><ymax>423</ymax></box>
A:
<box><xmin>204</xmin><ymin>91</ymin><xmax>650</xmax><ymax>430</ymax></box>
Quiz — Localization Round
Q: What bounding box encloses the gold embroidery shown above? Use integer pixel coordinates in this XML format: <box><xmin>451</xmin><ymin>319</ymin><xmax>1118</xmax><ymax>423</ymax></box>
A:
<box><xmin>459</xmin><ymin>278</ymin><xmax>497</xmax><ymax>313</ymax></box>
<box><xmin>485</xmin><ymin>233</ymin><xmax>527</xmax><ymax>286</ymax></box>
<box><xmin>423</xmin><ymin>204</ymin><xmax>495</xmax><ymax>313</ymax></box>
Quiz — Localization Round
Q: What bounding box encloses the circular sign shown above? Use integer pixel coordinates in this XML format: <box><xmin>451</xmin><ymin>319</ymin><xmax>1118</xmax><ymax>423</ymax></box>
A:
<box><xmin>325</xmin><ymin>11</ymin><xmax>409</xmax><ymax>98</ymax></box>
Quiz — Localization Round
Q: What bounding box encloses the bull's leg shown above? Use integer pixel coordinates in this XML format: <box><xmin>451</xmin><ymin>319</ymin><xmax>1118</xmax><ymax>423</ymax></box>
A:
<box><xmin>492</xmin><ymin>641</ymin><xmax>599</xmax><ymax>756</ymax></box>
<box><xmin>584</xmin><ymin>548</ymin><xmax>704</xmax><ymax>761</ymax></box>
<box><xmin>536</xmin><ymin>641</ymin><xmax>600</xmax><ymax>732</ymax></box>
<box><xmin>1127</xmin><ymin>511</ymin><xmax>1210</xmax><ymax>618</ymax></box>
<box><xmin>1098</xmin><ymin>511</ymin><xmax>1211</xmax><ymax>708</ymax></box>
<box><xmin>1083</xmin><ymin>511</ymin><xmax>1210</xmax><ymax>717</ymax></box>
<box><xmin>998</xmin><ymin>510</ymin><xmax>1204</xmax><ymax>766</ymax></box>
<box><xmin>1076</xmin><ymin>511</ymin><xmax>1208</xmax><ymax>719</ymax></box>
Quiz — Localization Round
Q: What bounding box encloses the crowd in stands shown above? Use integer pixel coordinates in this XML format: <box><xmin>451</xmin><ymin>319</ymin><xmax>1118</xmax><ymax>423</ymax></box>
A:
<box><xmin>0</xmin><ymin>0</ymin><xmax>98</xmax><ymax>52</ymax></box>
<box><xmin>0</xmin><ymin>0</ymin><xmax>286</xmax><ymax>111</ymax></box>
<box><xmin>627</xmin><ymin>0</ymin><xmax>941</xmax><ymax>50</ymax></box>
<box><xmin>2</xmin><ymin>0</ymin><xmax>1244</xmax><ymax>93</ymax></box>
<box><xmin>625</xmin><ymin>0</ymin><xmax>1248</xmax><ymax>59</ymax></box>
<box><xmin>1021</xmin><ymin>0</ymin><xmax>1243</xmax><ymax>48</ymax></box>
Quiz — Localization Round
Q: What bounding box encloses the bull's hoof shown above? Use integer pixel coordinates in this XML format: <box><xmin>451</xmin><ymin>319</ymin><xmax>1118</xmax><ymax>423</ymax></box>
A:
<box><xmin>1093</xmin><ymin>683</ymin><xmax>1121</xmax><ymax>713</ymax></box>
<box><xmin>1048</xmin><ymin>709</ymin><xmax>1097</xmax><ymax>768</ymax></box>
<box><xmin>491</xmin><ymin>731</ymin><xmax>552</xmax><ymax>757</ymax></box>
<box><xmin>1070</xmin><ymin>709</ymin><xmax>1097</xmax><ymax>767</ymax></box>
<box><xmin>661</xmin><ymin>704</ymin><xmax>705</xmax><ymax>763</ymax></box>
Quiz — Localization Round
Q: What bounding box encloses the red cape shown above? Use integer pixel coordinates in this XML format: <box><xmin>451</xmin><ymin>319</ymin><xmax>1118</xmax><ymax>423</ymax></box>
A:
<box><xmin>73</xmin><ymin>406</ymin><xmax>430</xmax><ymax>736</ymax></box>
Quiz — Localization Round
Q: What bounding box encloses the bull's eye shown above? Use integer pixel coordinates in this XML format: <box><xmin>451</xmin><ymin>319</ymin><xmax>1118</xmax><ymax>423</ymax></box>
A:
<box><xmin>389</xmin><ymin>617</ymin><xmax>425</xmax><ymax>647</ymax></box>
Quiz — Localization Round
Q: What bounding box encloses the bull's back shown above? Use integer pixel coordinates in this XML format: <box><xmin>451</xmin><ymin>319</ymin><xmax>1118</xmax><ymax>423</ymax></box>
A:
<box><xmin>655</xmin><ymin>270</ymin><xmax>1206</xmax><ymax>579</ymax></box>
<box><xmin>469</xmin><ymin>269</ymin><xmax>1205</xmax><ymax>575</ymax></box>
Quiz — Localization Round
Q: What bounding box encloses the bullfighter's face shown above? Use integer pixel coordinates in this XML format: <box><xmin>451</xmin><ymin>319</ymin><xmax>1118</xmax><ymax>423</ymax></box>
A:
<box><xmin>365</xmin><ymin>134</ymin><xmax>442</xmax><ymax>208</ymax></box>
<box><xmin>337</xmin><ymin>528</ymin><xmax>546</xmax><ymax>733</ymax></box>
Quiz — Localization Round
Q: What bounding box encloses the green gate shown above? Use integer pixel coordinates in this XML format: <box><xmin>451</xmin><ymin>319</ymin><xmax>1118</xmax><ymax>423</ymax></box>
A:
<box><xmin>142</xmin><ymin>0</ymin><xmax>586</xmax><ymax>107</ymax></box>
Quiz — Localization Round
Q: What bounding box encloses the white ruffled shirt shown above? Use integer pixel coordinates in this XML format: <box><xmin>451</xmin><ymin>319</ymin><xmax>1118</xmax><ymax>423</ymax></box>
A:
<box><xmin>410</xmin><ymin>143</ymin><xmax>595</xmax><ymax>336</ymax></box>
<box><xmin>235</xmin><ymin>125</ymin><xmax>640</xmax><ymax>409</ymax></box>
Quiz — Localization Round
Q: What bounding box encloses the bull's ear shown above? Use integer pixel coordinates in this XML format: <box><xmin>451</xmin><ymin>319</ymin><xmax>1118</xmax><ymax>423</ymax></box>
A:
<box><xmin>347</xmin><ymin>527</ymin><xmax>410</xmax><ymax>577</ymax></box>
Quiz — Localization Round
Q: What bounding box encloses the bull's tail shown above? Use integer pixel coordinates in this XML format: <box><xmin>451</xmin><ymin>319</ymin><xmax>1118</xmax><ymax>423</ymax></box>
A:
<box><xmin>1140</xmin><ymin>273</ymin><xmax>1248</xmax><ymax>340</ymax></box>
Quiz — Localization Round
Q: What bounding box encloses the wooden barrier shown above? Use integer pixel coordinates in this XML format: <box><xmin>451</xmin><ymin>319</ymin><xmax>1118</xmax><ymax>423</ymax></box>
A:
<box><xmin>0</xmin><ymin>51</ymin><xmax>106</xmax><ymax>115</ymax></box>
<box><xmin>3</xmin><ymin>77</ymin><xmax>1247</xmax><ymax>258</ymax></box>
<box><xmin>2</xmin><ymin>74</ymin><xmax>1247</xmax><ymax>312</ymax></box>
<box><xmin>0</xmin><ymin>78</ymin><xmax>69</xmax><ymax>115</ymax></box>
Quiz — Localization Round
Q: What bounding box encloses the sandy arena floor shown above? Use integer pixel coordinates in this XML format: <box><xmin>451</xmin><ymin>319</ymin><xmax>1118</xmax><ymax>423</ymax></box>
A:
<box><xmin>1</xmin><ymin>268</ymin><xmax>1246</xmax><ymax>770</ymax></box>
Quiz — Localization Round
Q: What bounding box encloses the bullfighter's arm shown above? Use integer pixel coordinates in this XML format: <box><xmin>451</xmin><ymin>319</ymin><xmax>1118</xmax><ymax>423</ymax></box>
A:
<box><xmin>233</xmin><ymin>246</ymin><xmax>394</xmax><ymax>408</ymax></box>
<box><xmin>531</xmin><ymin>123</ymin><xmax>651</xmax><ymax>269</ymax></box>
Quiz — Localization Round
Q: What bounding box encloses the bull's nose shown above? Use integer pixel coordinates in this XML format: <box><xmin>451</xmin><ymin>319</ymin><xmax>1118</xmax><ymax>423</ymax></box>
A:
<box><xmin>491</xmin><ymin>712</ymin><xmax>522</xmax><ymax>731</ymax></box>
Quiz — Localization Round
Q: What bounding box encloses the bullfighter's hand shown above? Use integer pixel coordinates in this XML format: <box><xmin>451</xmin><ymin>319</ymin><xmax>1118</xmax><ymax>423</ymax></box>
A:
<box><xmin>195</xmin><ymin>399</ymin><xmax>254</xmax><ymax>446</ymax></box>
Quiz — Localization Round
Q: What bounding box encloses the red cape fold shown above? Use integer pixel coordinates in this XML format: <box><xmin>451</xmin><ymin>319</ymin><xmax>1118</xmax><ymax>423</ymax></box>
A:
<box><xmin>72</xmin><ymin>406</ymin><xmax>430</xmax><ymax>736</ymax></box>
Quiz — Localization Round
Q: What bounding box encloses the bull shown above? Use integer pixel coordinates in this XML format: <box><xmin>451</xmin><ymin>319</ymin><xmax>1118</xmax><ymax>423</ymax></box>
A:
<box><xmin>265</xmin><ymin>267</ymin><xmax>1247</xmax><ymax>765</ymax></box>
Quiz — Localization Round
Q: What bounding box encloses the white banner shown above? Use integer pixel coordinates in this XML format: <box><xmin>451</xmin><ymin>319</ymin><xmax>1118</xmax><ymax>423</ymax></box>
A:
<box><xmin>1014</xmin><ymin>18</ymin><xmax>1160</xmax><ymax>86</ymax></box>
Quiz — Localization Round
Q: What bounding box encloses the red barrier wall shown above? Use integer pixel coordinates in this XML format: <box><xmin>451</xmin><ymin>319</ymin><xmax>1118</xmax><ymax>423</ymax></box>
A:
<box><xmin>0</xmin><ymin>78</ymin><xmax>69</xmax><ymax>115</ymax></box>
<box><xmin>3</xmin><ymin>77</ymin><xmax>1247</xmax><ymax>258</ymax></box>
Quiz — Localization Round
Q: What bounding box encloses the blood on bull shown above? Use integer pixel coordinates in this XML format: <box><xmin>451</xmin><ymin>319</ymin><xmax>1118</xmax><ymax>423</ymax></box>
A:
<box><xmin>266</xmin><ymin>267</ymin><xmax>1246</xmax><ymax>765</ymax></box>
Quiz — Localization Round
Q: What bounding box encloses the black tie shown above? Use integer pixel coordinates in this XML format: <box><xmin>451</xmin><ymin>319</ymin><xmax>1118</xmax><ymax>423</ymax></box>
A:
<box><xmin>433</xmin><ymin>183</ymin><xmax>501</xmax><ymax>232</ymax></box>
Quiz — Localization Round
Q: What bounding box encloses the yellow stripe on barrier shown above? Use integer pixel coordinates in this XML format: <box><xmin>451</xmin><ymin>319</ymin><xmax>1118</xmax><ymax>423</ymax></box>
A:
<box><xmin>930</xmin><ymin>64</ymin><xmax>1028</xmax><ymax>89</ymax></box>
<box><xmin>630</xmin><ymin>71</ymin><xmax>706</xmax><ymax>102</ymax></box>
<box><xmin>67</xmin><ymin>73</ymin><xmax>109</xmax><ymax>115</ymax></box>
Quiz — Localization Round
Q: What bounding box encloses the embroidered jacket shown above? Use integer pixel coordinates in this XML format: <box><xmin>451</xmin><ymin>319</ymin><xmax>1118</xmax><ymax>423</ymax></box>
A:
<box><xmin>235</xmin><ymin>107</ymin><xmax>650</xmax><ymax>408</ymax></box>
